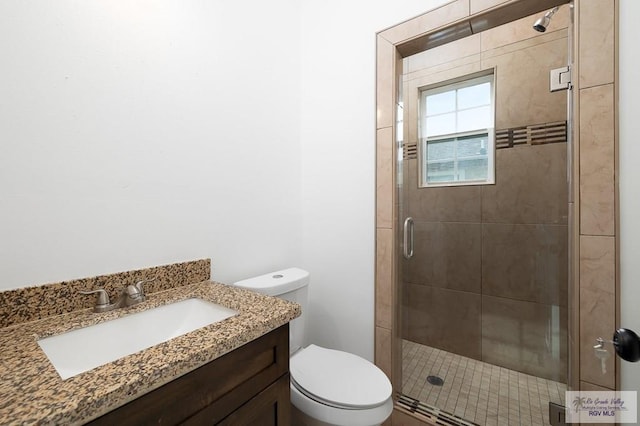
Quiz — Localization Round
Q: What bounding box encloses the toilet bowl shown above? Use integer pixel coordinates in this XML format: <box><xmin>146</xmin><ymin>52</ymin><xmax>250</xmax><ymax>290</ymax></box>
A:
<box><xmin>233</xmin><ymin>268</ymin><xmax>393</xmax><ymax>426</ymax></box>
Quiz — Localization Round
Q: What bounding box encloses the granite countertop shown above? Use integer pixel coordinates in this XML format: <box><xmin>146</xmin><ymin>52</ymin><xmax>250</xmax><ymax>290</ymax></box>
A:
<box><xmin>0</xmin><ymin>281</ymin><xmax>300</xmax><ymax>425</ymax></box>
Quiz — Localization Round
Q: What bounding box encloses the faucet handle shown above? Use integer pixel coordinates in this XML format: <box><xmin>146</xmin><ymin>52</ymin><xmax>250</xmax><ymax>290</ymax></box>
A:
<box><xmin>79</xmin><ymin>289</ymin><xmax>111</xmax><ymax>309</ymax></box>
<box><xmin>133</xmin><ymin>277</ymin><xmax>156</xmax><ymax>297</ymax></box>
<box><xmin>125</xmin><ymin>285</ymin><xmax>142</xmax><ymax>301</ymax></box>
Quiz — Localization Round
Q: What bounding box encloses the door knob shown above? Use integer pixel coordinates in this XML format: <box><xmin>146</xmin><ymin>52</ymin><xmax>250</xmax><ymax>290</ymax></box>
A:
<box><xmin>613</xmin><ymin>328</ymin><xmax>640</xmax><ymax>362</ymax></box>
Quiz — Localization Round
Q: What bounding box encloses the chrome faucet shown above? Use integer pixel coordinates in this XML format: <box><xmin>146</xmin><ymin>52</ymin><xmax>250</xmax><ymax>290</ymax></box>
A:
<box><xmin>80</xmin><ymin>277</ymin><xmax>156</xmax><ymax>313</ymax></box>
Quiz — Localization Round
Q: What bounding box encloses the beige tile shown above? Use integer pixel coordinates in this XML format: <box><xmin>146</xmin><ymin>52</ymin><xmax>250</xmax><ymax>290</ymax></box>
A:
<box><xmin>404</xmin><ymin>283</ymin><xmax>481</xmax><ymax>360</ymax></box>
<box><xmin>393</xmin><ymin>318</ymin><xmax>403</xmax><ymax>395</ymax></box>
<box><xmin>579</xmin><ymin>236</ymin><xmax>615</xmax><ymax>389</ymax></box>
<box><xmin>377</xmin><ymin>127</ymin><xmax>394</xmax><ymax>229</ymax></box>
<box><xmin>482</xmin><ymin>143</ymin><xmax>568</xmax><ymax>225</ymax></box>
<box><xmin>481</xmin><ymin>5</ymin><xmax>569</xmax><ymax>51</ymax></box>
<box><xmin>578</xmin><ymin>0</ymin><xmax>615</xmax><ymax>88</ymax></box>
<box><xmin>482</xmin><ymin>295</ymin><xmax>567</xmax><ymax>382</ymax></box>
<box><xmin>377</xmin><ymin>36</ymin><xmax>396</xmax><ymax>129</ymax></box>
<box><xmin>404</xmin><ymin>221</ymin><xmax>482</xmax><ymax>293</ymax></box>
<box><xmin>403</xmin><ymin>53</ymin><xmax>482</xmax><ymax>84</ymax></box>
<box><xmin>376</xmin><ymin>326</ymin><xmax>393</xmax><ymax>381</ymax></box>
<box><xmin>482</xmin><ymin>223</ymin><xmax>568</xmax><ymax>306</ymax></box>
<box><xmin>377</xmin><ymin>228</ymin><xmax>394</xmax><ymax>329</ymax></box>
<box><xmin>402</xmin><ymin>86</ymin><xmax>416</xmax><ymax>150</ymax></box>
<box><xmin>482</xmin><ymin>36</ymin><xmax>568</xmax><ymax>130</ymax></box>
<box><xmin>481</xmin><ymin>24</ymin><xmax>567</xmax><ymax>61</ymax></box>
<box><xmin>406</xmin><ymin>160</ymin><xmax>482</xmax><ymax>223</ymax></box>
<box><xmin>405</xmin><ymin>34</ymin><xmax>480</xmax><ymax>74</ymax></box>
<box><xmin>579</xmin><ymin>84</ymin><xmax>615</xmax><ymax>236</ymax></box>
<box><xmin>470</xmin><ymin>0</ymin><xmax>508</xmax><ymax>15</ymax></box>
<box><xmin>379</xmin><ymin>0</ymin><xmax>469</xmax><ymax>46</ymax></box>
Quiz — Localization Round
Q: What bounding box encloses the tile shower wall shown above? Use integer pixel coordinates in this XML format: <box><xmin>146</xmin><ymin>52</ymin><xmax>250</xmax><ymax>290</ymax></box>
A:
<box><xmin>401</xmin><ymin>8</ymin><xmax>569</xmax><ymax>382</ymax></box>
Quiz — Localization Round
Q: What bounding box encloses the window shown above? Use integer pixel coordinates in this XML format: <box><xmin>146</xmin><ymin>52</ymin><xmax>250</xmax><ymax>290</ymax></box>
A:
<box><xmin>419</xmin><ymin>72</ymin><xmax>495</xmax><ymax>187</ymax></box>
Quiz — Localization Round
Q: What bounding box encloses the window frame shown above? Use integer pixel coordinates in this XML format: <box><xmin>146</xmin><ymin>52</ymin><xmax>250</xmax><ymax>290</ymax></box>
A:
<box><xmin>417</xmin><ymin>70</ymin><xmax>496</xmax><ymax>188</ymax></box>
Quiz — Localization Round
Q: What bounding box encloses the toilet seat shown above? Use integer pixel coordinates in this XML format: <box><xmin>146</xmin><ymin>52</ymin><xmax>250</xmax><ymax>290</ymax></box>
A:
<box><xmin>290</xmin><ymin>382</ymin><xmax>394</xmax><ymax>426</ymax></box>
<box><xmin>290</xmin><ymin>344</ymin><xmax>392</xmax><ymax>410</ymax></box>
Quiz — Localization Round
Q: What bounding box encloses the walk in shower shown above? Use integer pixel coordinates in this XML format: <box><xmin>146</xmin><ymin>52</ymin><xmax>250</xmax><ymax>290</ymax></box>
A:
<box><xmin>397</xmin><ymin>5</ymin><xmax>571</xmax><ymax>426</ymax></box>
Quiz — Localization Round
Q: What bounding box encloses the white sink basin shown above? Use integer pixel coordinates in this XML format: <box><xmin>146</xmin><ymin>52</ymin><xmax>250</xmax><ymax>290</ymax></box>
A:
<box><xmin>37</xmin><ymin>298</ymin><xmax>238</xmax><ymax>380</ymax></box>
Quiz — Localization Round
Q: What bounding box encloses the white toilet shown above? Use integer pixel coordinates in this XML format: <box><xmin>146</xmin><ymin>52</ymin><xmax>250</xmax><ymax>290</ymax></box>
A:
<box><xmin>233</xmin><ymin>268</ymin><xmax>393</xmax><ymax>426</ymax></box>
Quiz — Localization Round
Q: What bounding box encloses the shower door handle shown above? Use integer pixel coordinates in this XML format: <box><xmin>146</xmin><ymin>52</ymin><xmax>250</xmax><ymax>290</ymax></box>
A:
<box><xmin>403</xmin><ymin>217</ymin><xmax>414</xmax><ymax>259</ymax></box>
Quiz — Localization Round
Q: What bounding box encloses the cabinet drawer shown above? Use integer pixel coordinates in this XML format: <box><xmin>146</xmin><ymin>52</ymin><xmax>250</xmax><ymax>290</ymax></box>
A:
<box><xmin>87</xmin><ymin>324</ymin><xmax>289</xmax><ymax>425</ymax></box>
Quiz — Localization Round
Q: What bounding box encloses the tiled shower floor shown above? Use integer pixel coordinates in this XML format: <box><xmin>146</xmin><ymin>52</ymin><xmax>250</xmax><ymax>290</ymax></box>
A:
<box><xmin>402</xmin><ymin>340</ymin><xmax>566</xmax><ymax>426</ymax></box>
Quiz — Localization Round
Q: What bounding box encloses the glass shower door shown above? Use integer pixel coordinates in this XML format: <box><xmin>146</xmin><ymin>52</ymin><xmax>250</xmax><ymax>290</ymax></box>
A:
<box><xmin>397</xmin><ymin>6</ymin><xmax>570</xmax><ymax>425</ymax></box>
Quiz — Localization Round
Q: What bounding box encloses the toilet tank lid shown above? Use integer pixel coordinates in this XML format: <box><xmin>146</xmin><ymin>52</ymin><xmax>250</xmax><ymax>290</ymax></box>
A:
<box><xmin>233</xmin><ymin>267</ymin><xmax>309</xmax><ymax>296</ymax></box>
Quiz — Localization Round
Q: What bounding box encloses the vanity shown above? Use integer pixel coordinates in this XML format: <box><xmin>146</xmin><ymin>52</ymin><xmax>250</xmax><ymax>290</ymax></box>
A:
<box><xmin>0</xmin><ymin>260</ymin><xmax>300</xmax><ymax>425</ymax></box>
<box><xmin>88</xmin><ymin>325</ymin><xmax>290</xmax><ymax>425</ymax></box>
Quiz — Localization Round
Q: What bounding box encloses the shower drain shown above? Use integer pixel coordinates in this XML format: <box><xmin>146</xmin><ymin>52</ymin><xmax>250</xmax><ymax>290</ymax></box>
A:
<box><xmin>426</xmin><ymin>375</ymin><xmax>444</xmax><ymax>386</ymax></box>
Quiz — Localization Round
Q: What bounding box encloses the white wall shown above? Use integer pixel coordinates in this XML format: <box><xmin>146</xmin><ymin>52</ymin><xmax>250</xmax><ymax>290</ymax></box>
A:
<box><xmin>0</xmin><ymin>0</ymin><xmax>303</xmax><ymax>290</ymax></box>
<box><xmin>299</xmin><ymin>0</ymin><xmax>451</xmax><ymax>360</ymax></box>
<box><xmin>619</xmin><ymin>0</ymin><xmax>640</xmax><ymax>393</ymax></box>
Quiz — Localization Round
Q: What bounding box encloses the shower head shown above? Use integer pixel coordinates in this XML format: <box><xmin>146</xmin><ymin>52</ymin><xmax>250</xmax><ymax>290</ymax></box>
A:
<box><xmin>533</xmin><ymin>6</ymin><xmax>559</xmax><ymax>33</ymax></box>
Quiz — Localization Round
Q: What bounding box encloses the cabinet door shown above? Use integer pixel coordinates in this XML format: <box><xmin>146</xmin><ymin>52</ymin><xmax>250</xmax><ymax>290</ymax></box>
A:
<box><xmin>216</xmin><ymin>374</ymin><xmax>291</xmax><ymax>426</ymax></box>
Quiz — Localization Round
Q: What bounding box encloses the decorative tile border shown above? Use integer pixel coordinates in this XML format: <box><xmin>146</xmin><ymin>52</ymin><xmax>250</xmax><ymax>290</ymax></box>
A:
<box><xmin>0</xmin><ymin>259</ymin><xmax>210</xmax><ymax>328</ymax></box>
<box><xmin>403</xmin><ymin>121</ymin><xmax>567</xmax><ymax>159</ymax></box>
<box><xmin>496</xmin><ymin>121</ymin><xmax>567</xmax><ymax>149</ymax></box>
<box><xmin>403</xmin><ymin>141</ymin><xmax>418</xmax><ymax>160</ymax></box>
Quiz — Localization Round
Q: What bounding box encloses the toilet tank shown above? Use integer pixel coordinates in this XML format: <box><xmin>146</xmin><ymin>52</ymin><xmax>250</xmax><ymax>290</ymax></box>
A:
<box><xmin>233</xmin><ymin>268</ymin><xmax>309</xmax><ymax>354</ymax></box>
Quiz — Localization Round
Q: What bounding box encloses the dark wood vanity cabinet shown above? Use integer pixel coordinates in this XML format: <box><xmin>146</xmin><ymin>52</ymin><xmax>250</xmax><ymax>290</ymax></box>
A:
<box><xmin>87</xmin><ymin>324</ymin><xmax>291</xmax><ymax>426</ymax></box>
